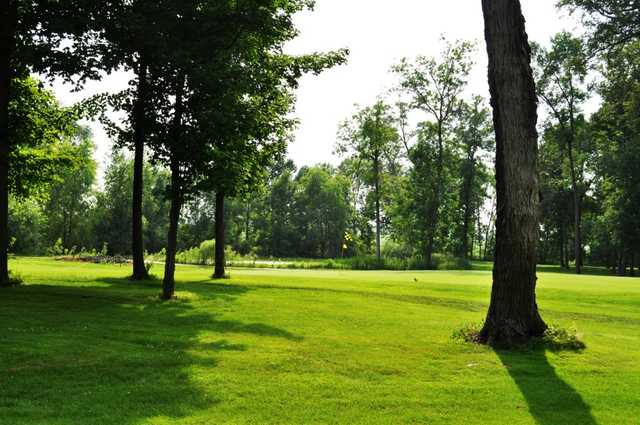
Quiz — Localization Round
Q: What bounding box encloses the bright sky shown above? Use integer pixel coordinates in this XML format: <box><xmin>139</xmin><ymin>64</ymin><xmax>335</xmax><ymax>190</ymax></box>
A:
<box><xmin>50</xmin><ymin>0</ymin><xmax>581</xmax><ymax>178</ymax></box>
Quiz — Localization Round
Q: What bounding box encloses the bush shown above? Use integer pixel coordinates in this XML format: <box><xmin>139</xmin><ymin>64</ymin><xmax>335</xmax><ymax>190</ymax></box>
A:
<box><xmin>380</xmin><ymin>240</ymin><xmax>413</xmax><ymax>259</ymax></box>
<box><xmin>433</xmin><ymin>254</ymin><xmax>472</xmax><ymax>270</ymax></box>
<box><xmin>198</xmin><ymin>239</ymin><xmax>216</xmax><ymax>264</ymax></box>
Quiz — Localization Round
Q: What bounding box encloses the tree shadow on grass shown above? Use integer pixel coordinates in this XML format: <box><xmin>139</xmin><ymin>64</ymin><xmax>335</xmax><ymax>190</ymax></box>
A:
<box><xmin>495</xmin><ymin>346</ymin><xmax>598</xmax><ymax>425</ymax></box>
<box><xmin>0</xmin><ymin>278</ymin><xmax>302</xmax><ymax>425</ymax></box>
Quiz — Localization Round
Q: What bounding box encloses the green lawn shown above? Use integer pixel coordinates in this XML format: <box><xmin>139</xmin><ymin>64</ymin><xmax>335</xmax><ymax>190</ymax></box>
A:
<box><xmin>1</xmin><ymin>257</ymin><xmax>639</xmax><ymax>424</ymax></box>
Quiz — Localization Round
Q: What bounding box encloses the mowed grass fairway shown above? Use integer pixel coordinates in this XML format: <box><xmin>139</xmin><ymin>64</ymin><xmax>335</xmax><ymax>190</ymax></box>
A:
<box><xmin>1</xmin><ymin>258</ymin><xmax>639</xmax><ymax>424</ymax></box>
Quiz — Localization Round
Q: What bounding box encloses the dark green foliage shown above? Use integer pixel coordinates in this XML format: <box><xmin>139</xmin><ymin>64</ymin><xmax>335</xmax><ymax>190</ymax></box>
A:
<box><xmin>8</xmin><ymin>78</ymin><xmax>82</xmax><ymax>199</ymax></box>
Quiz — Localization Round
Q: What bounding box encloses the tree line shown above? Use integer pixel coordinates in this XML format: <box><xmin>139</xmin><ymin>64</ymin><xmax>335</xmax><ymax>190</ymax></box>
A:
<box><xmin>1</xmin><ymin>0</ymin><xmax>638</xmax><ymax>344</ymax></box>
<box><xmin>9</xmin><ymin>21</ymin><xmax>639</xmax><ymax>277</ymax></box>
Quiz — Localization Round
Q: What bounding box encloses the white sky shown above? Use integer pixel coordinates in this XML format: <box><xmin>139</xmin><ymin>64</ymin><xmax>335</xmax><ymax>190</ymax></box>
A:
<box><xmin>49</xmin><ymin>0</ymin><xmax>581</xmax><ymax>178</ymax></box>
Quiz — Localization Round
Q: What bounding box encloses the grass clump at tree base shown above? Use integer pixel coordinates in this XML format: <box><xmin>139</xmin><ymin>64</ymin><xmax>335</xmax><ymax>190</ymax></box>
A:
<box><xmin>453</xmin><ymin>321</ymin><xmax>587</xmax><ymax>351</ymax></box>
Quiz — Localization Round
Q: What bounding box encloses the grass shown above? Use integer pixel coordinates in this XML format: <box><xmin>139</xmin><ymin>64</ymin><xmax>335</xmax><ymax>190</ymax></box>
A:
<box><xmin>1</xmin><ymin>257</ymin><xmax>639</xmax><ymax>424</ymax></box>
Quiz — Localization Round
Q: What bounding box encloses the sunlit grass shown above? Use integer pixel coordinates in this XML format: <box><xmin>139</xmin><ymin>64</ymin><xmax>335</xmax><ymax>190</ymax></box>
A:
<box><xmin>1</xmin><ymin>257</ymin><xmax>638</xmax><ymax>424</ymax></box>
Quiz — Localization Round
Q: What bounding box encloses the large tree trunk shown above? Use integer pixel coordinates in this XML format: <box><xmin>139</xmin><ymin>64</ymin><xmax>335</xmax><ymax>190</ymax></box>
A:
<box><xmin>131</xmin><ymin>58</ymin><xmax>149</xmax><ymax>280</ymax></box>
<box><xmin>161</xmin><ymin>164</ymin><xmax>181</xmax><ymax>300</ymax></box>
<box><xmin>213</xmin><ymin>191</ymin><xmax>226</xmax><ymax>278</ymax></box>
<box><xmin>0</xmin><ymin>1</ymin><xmax>16</xmax><ymax>285</ymax></box>
<box><xmin>479</xmin><ymin>0</ymin><xmax>547</xmax><ymax>345</ymax></box>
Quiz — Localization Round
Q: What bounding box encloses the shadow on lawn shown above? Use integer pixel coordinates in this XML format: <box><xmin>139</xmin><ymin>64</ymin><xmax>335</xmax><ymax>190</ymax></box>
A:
<box><xmin>0</xmin><ymin>278</ymin><xmax>302</xmax><ymax>425</ymax></box>
<box><xmin>496</xmin><ymin>347</ymin><xmax>597</xmax><ymax>425</ymax></box>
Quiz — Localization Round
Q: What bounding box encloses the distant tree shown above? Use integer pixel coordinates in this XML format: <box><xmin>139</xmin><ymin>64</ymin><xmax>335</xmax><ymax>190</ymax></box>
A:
<box><xmin>533</xmin><ymin>33</ymin><xmax>592</xmax><ymax>273</ymax></box>
<box><xmin>91</xmin><ymin>152</ymin><xmax>170</xmax><ymax>256</ymax></box>
<box><xmin>590</xmin><ymin>41</ymin><xmax>640</xmax><ymax>275</ymax></box>
<box><xmin>292</xmin><ymin>166</ymin><xmax>352</xmax><ymax>258</ymax></box>
<box><xmin>45</xmin><ymin>127</ymin><xmax>96</xmax><ymax>250</ymax></box>
<box><xmin>337</xmin><ymin>101</ymin><xmax>401</xmax><ymax>264</ymax></box>
<box><xmin>393</xmin><ymin>39</ymin><xmax>474</xmax><ymax>265</ymax></box>
<box><xmin>452</xmin><ymin>96</ymin><xmax>494</xmax><ymax>259</ymax></box>
<box><xmin>478</xmin><ymin>0</ymin><xmax>547</xmax><ymax>345</ymax></box>
<box><xmin>538</xmin><ymin>133</ymin><xmax>573</xmax><ymax>268</ymax></box>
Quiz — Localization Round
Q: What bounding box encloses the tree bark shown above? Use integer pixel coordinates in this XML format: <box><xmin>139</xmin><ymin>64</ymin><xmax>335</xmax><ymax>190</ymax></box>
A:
<box><xmin>0</xmin><ymin>1</ymin><xmax>16</xmax><ymax>285</ymax></box>
<box><xmin>131</xmin><ymin>58</ymin><xmax>149</xmax><ymax>280</ymax></box>
<box><xmin>459</xmin><ymin>159</ymin><xmax>475</xmax><ymax>258</ymax></box>
<box><xmin>373</xmin><ymin>152</ymin><xmax>382</xmax><ymax>264</ymax></box>
<box><xmin>617</xmin><ymin>246</ymin><xmax>626</xmax><ymax>276</ymax></box>
<box><xmin>479</xmin><ymin>0</ymin><xmax>547</xmax><ymax>345</ymax></box>
<box><xmin>162</xmin><ymin>163</ymin><xmax>181</xmax><ymax>300</ymax></box>
<box><xmin>213</xmin><ymin>191</ymin><xmax>226</xmax><ymax>278</ymax></box>
<box><xmin>161</xmin><ymin>74</ymin><xmax>186</xmax><ymax>300</ymax></box>
<box><xmin>559</xmin><ymin>223</ymin><xmax>566</xmax><ymax>268</ymax></box>
<box><xmin>566</xmin><ymin>138</ymin><xmax>582</xmax><ymax>274</ymax></box>
<box><xmin>426</xmin><ymin>122</ymin><xmax>446</xmax><ymax>266</ymax></box>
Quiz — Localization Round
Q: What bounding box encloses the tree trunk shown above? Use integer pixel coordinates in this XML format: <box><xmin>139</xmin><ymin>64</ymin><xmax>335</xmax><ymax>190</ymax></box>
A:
<box><xmin>479</xmin><ymin>0</ymin><xmax>547</xmax><ymax>345</ymax></box>
<box><xmin>161</xmin><ymin>164</ymin><xmax>181</xmax><ymax>300</ymax></box>
<box><xmin>564</xmin><ymin>233</ymin><xmax>571</xmax><ymax>270</ymax></box>
<box><xmin>574</xmin><ymin>200</ymin><xmax>582</xmax><ymax>274</ymax></box>
<box><xmin>617</xmin><ymin>246</ymin><xmax>626</xmax><ymax>276</ymax></box>
<box><xmin>0</xmin><ymin>1</ymin><xmax>15</xmax><ymax>285</ymax></box>
<box><xmin>567</xmin><ymin>144</ymin><xmax>582</xmax><ymax>274</ymax></box>
<box><xmin>559</xmin><ymin>223</ymin><xmax>566</xmax><ymax>268</ymax></box>
<box><xmin>483</xmin><ymin>200</ymin><xmax>495</xmax><ymax>260</ymax></box>
<box><xmin>131</xmin><ymin>58</ymin><xmax>149</xmax><ymax>280</ymax></box>
<box><xmin>426</xmin><ymin>122</ymin><xmax>446</xmax><ymax>266</ymax></box>
<box><xmin>459</xmin><ymin>153</ymin><xmax>476</xmax><ymax>259</ymax></box>
<box><xmin>460</xmin><ymin>194</ymin><xmax>472</xmax><ymax>258</ymax></box>
<box><xmin>161</xmin><ymin>73</ymin><xmax>186</xmax><ymax>300</ymax></box>
<box><xmin>213</xmin><ymin>191</ymin><xmax>226</xmax><ymax>278</ymax></box>
<box><xmin>373</xmin><ymin>153</ymin><xmax>382</xmax><ymax>264</ymax></box>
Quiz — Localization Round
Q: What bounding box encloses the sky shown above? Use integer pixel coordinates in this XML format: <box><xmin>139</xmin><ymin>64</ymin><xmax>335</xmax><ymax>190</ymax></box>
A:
<box><xmin>49</xmin><ymin>0</ymin><xmax>582</xmax><ymax>178</ymax></box>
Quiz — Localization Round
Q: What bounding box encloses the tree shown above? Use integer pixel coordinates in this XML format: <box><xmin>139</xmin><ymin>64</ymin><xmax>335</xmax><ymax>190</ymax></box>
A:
<box><xmin>45</xmin><ymin>127</ymin><xmax>96</xmax><ymax>250</ymax></box>
<box><xmin>91</xmin><ymin>151</ymin><xmax>170</xmax><ymax>256</ymax></box>
<box><xmin>393</xmin><ymin>39</ymin><xmax>474</xmax><ymax>265</ymax></box>
<box><xmin>337</xmin><ymin>101</ymin><xmax>401</xmax><ymax>263</ymax></box>
<box><xmin>292</xmin><ymin>166</ymin><xmax>352</xmax><ymax>258</ymax></box>
<box><xmin>0</xmin><ymin>1</ymin><xmax>108</xmax><ymax>284</ymax></box>
<box><xmin>533</xmin><ymin>32</ymin><xmax>591</xmax><ymax>273</ymax></box>
<box><xmin>92</xmin><ymin>0</ymin><xmax>177</xmax><ymax>280</ymax></box>
<box><xmin>589</xmin><ymin>41</ymin><xmax>640</xmax><ymax>276</ymax></box>
<box><xmin>142</xmin><ymin>1</ymin><xmax>346</xmax><ymax>298</ymax></box>
<box><xmin>3</xmin><ymin>77</ymin><xmax>84</xmax><ymax>282</ymax></box>
<box><xmin>452</xmin><ymin>96</ymin><xmax>493</xmax><ymax>259</ymax></box>
<box><xmin>559</xmin><ymin>0</ymin><xmax>640</xmax><ymax>53</ymax></box>
<box><xmin>478</xmin><ymin>0</ymin><xmax>547</xmax><ymax>345</ymax></box>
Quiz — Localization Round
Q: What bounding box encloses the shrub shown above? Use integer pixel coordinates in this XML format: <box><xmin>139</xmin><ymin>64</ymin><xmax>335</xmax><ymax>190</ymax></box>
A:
<box><xmin>452</xmin><ymin>322</ymin><xmax>483</xmax><ymax>343</ymax></box>
<box><xmin>541</xmin><ymin>325</ymin><xmax>586</xmax><ymax>351</ymax></box>
<box><xmin>452</xmin><ymin>322</ymin><xmax>586</xmax><ymax>351</ymax></box>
